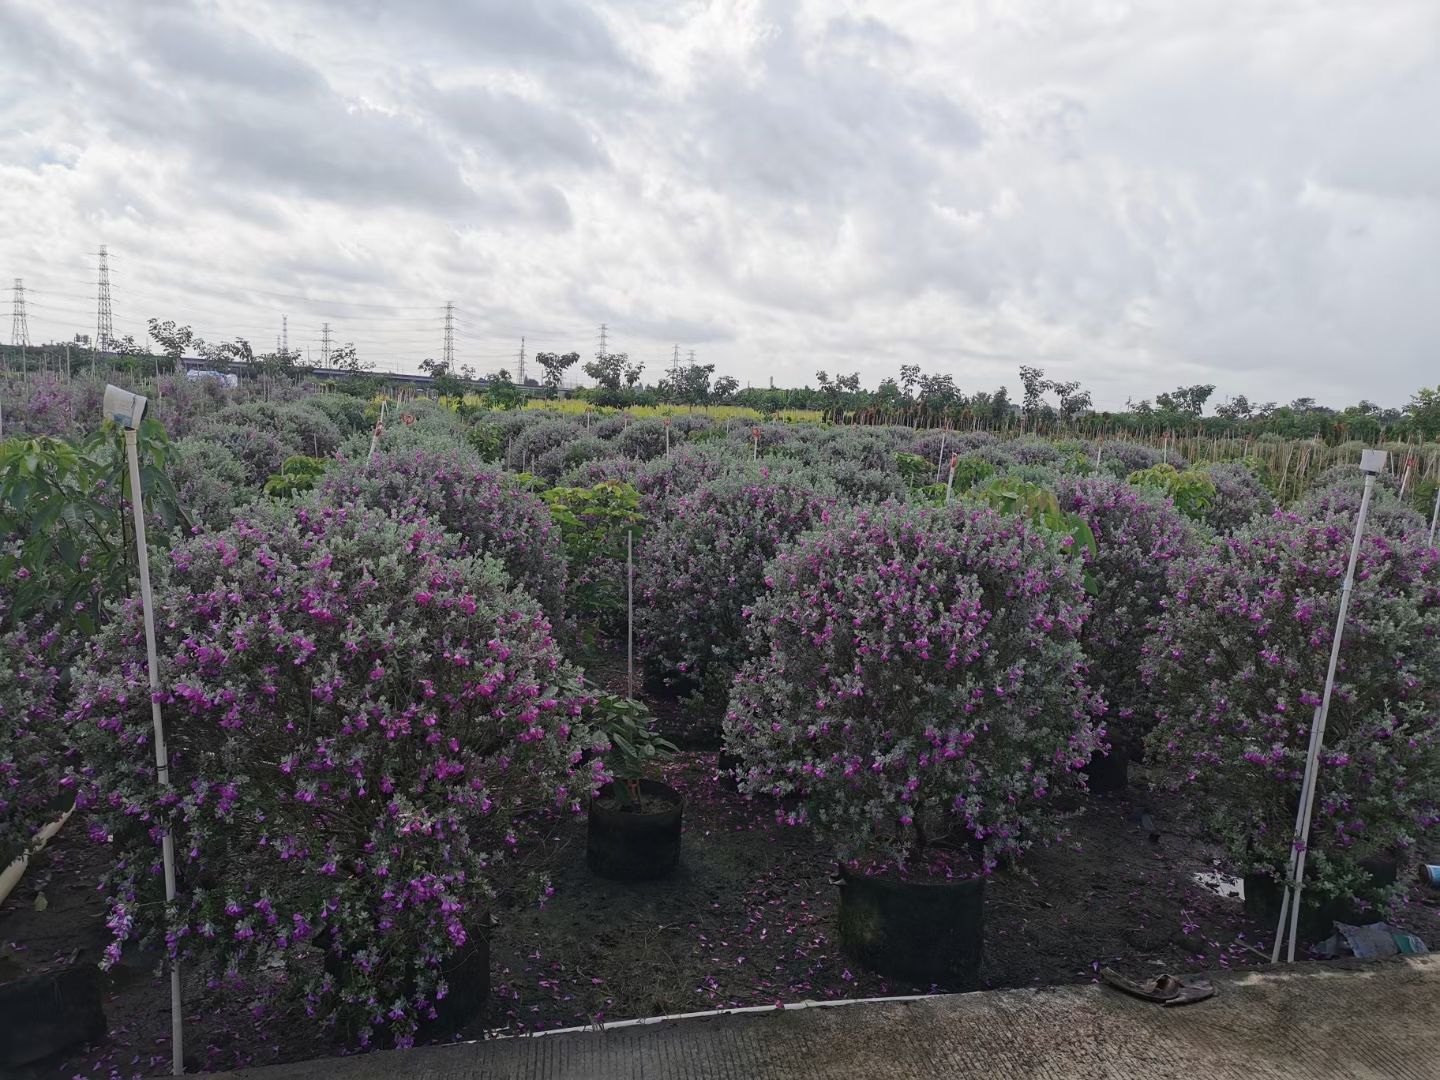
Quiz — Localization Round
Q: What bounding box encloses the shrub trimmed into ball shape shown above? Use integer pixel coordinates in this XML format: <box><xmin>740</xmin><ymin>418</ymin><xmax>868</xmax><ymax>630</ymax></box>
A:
<box><xmin>610</xmin><ymin>419</ymin><xmax>670</xmax><ymax>462</ymax></box>
<box><xmin>172</xmin><ymin>437</ymin><xmax>251</xmax><ymax>532</ymax></box>
<box><xmin>724</xmin><ymin>503</ymin><xmax>1102</xmax><ymax>873</ymax></box>
<box><xmin>1297</xmin><ymin>479</ymin><xmax>1426</xmax><ymax>542</ymax></box>
<box><xmin>65</xmin><ymin>506</ymin><xmax>601</xmax><ymax>1046</ymax></box>
<box><xmin>197</xmin><ymin>421</ymin><xmax>298</xmax><ymax>487</ymax></box>
<box><xmin>317</xmin><ymin>446</ymin><xmax>566</xmax><ymax>625</ymax></box>
<box><xmin>215</xmin><ymin>401</ymin><xmax>344</xmax><ymax>459</ymax></box>
<box><xmin>636</xmin><ymin>475</ymin><xmax>834</xmax><ymax>701</ymax></box>
<box><xmin>1200</xmin><ymin>462</ymin><xmax>1276</xmax><ymax>534</ymax></box>
<box><xmin>505</xmin><ymin>418</ymin><xmax>584</xmax><ymax>472</ymax></box>
<box><xmin>1055</xmin><ymin>476</ymin><xmax>1201</xmax><ymax>755</ymax></box>
<box><xmin>1142</xmin><ymin>512</ymin><xmax>1440</xmax><ymax>905</ymax></box>
<box><xmin>1098</xmin><ymin>441</ymin><xmax>1187</xmax><ymax>479</ymax></box>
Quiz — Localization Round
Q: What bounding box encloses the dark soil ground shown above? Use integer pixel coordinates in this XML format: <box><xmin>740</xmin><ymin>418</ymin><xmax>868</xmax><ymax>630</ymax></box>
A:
<box><xmin>6</xmin><ymin>655</ymin><xmax>1440</xmax><ymax>1077</ymax></box>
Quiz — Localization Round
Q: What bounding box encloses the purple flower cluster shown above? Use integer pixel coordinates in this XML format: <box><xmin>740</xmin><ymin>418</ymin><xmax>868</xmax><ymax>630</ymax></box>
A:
<box><xmin>1055</xmin><ymin>475</ymin><xmax>1201</xmax><ymax>754</ymax></box>
<box><xmin>1142</xmin><ymin>511</ymin><xmax>1440</xmax><ymax>902</ymax></box>
<box><xmin>64</xmin><ymin>505</ymin><xmax>603</xmax><ymax>1044</ymax></box>
<box><xmin>724</xmin><ymin>502</ymin><xmax>1103</xmax><ymax>873</ymax></box>
<box><xmin>317</xmin><ymin>446</ymin><xmax>567</xmax><ymax>626</ymax></box>
<box><xmin>636</xmin><ymin>474</ymin><xmax>834</xmax><ymax>703</ymax></box>
<box><xmin>0</xmin><ymin>621</ymin><xmax>72</xmax><ymax>866</ymax></box>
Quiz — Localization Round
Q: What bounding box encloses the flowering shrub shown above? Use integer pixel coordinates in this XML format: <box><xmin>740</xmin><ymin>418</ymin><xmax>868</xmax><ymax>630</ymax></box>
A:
<box><xmin>1098</xmin><ymin>441</ymin><xmax>1187</xmax><ymax>479</ymax></box>
<box><xmin>0</xmin><ymin>621</ymin><xmax>71</xmax><ymax>867</ymax></box>
<box><xmin>171</xmin><ymin>437</ymin><xmax>251</xmax><ymax>532</ymax></box>
<box><xmin>1297</xmin><ymin>478</ymin><xmax>1426</xmax><ymax>542</ymax></box>
<box><xmin>1142</xmin><ymin>512</ymin><xmax>1440</xmax><ymax>903</ymax></box>
<box><xmin>1055</xmin><ymin>476</ymin><xmax>1200</xmax><ymax>753</ymax></box>
<box><xmin>610</xmin><ymin>420</ymin><xmax>669</xmax><ymax>462</ymax></box>
<box><xmin>197</xmin><ymin>421</ymin><xmax>297</xmax><ymax>487</ymax></box>
<box><xmin>214</xmin><ymin>402</ymin><xmax>344</xmax><ymax>459</ymax></box>
<box><xmin>506</xmin><ymin>419</ymin><xmax>584</xmax><ymax>473</ymax></box>
<box><xmin>533</xmin><ymin>435</ymin><xmax>610</xmax><ymax>482</ymax></box>
<box><xmin>636</xmin><ymin>475</ymin><xmax>833</xmax><ymax>702</ymax></box>
<box><xmin>65</xmin><ymin>505</ymin><xmax>603</xmax><ymax>1045</ymax></box>
<box><xmin>813</xmin><ymin>459</ymin><xmax>906</xmax><ymax>506</ymax></box>
<box><xmin>1197</xmin><ymin>462</ymin><xmax>1275</xmax><ymax>533</ymax></box>
<box><xmin>316</xmin><ymin>447</ymin><xmax>567</xmax><ymax>625</ymax></box>
<box><xmin>724</xmin><ymin>503</ymin><xmax>1102</xmax><ymax>873</ymax></box>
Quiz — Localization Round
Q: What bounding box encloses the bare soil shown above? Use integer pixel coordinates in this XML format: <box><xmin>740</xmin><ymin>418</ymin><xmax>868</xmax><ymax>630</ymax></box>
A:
<box><xmin>6</xmin><ymin>659</ymin><xmax>1440</xmax><ymax>1077</ymax></box>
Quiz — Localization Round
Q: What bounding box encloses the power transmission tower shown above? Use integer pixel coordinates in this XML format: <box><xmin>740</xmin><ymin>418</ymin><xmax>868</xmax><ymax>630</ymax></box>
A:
<box><xmin>95</xmin><ymin>244</ymin><xmax>114</xmax><ymax>351</ymax></box>
<box><xmin>597</xmin><ymin>323</ymin><xmax>608</xmax><ymax>358</ymax></box>
<box><xmin>11</xmin><ymin>278</ymin><xmax>30</xmax><ymax>347</ymax></box>
<box><xmin>672</xmin><ymin>343</ymin><xmax>679</xmax><ymax>367</ymax></box>
<box><xmin>321</xmin><ymin>322</ymin><xmax>332</xmax><ymax>367</ymax></box>
<box><xmin>443</xmin><ymin>302</ymin><xmax>455</xmax><ymax>366</ymax></box>
<box><xmin>687</xmin><ymin>349</ymin><xmax>696</xmax><ymax>364</ymax></box>
<box><xmin>517</xmin><ymin>336</ymin><xmax>526</xmax><ymax>384</ymax></box>
<box><xmin>282</xmin><ymin>314</ymin><xmax>289</xmax><ymax>354</ymax></box>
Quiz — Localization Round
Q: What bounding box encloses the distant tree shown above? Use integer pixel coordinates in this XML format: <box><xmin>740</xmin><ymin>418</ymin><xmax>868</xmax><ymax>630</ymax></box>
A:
<box><xmin>899</xmin><ymin>364</ymin><xmax>921</xmax><ymax>399</ymax></box>
<box><xmin>1018</xmin><ymin>365</ymin><xmax>1051</xmax><ymax>425</ymax></box>
<box><xmin>1051</xmin><ymin>380</ymin><xmax>1091</xmax><ymax>423</ymax></box>
<box><xmin>420</xmin><ymin>357</ymin><xmax>476</xmax><ymax>397</ymax></box>
<box><xmin>623</xmin><ymin>359</ymin><xmax>645</xmax><ymax>388</ymax></box>
<box><xmin>482</xmin><ymin>368</ymin><xmax>524</xmax><ymax>410</ymax></box>
<box><xmin>536</xmin><ymin>350</ymin><xmax>580</xmax><ymax>390</ymax></box>
<box><xmin>147</xmin><ymin>318</ymin><xmax>201</xmax><ymax>372</ymax></box>
<box><xmin>1153</xmin><ymin>384</ymin><xmax>1215</xmax><ymax>418</ymax></box>
<box><xmin>712</xmin><ymin>375</ymin><xmax>740</xmax><ymax>402</ymax></box>
<box><xmin>1214</xmin><ymin>395</ymin><xmax>1253</xmax><ymax>421</ymax></box>
<box><xmin>583</xmin><ymin>350</ymin><xmax>626</xmax><ymax>391</ymax></box>
<box><xmin>1407</xmin><ymin>386</ymin><xmax>1440</xmax><ymax>439</ymax></box>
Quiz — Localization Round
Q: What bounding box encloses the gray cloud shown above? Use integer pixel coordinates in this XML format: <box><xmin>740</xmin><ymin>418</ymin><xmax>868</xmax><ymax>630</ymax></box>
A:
<box><xmin>1</xmin><ymin>0</ymin><xmax>1437</xmax><ymax>407</ymax></box>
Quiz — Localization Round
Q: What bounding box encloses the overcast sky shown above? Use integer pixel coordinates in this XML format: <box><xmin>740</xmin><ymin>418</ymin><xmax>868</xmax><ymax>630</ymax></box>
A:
<box><xmin>1</xmin><ymin>0</ymin><xmax>1436</xmax><ymax>409</ymax></box>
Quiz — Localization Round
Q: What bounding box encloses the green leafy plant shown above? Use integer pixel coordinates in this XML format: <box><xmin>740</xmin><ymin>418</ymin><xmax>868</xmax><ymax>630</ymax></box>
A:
<box><xmin>262</xmin><ymin>454</ymin><xmax>328</xmax><ymax>498</ymax></box>
<box><xmin>540</xmin><ymin>481</ymin><xmax>643</xmax><ymax>629</ymax></box>
<box><xmin>0</xmin><ymin>418</ymin><xmax>183</xmax><ymax>638</ymax></box>
<box><xmin>585</xmin><ymin>690</ymin><xmax>676</xmax><ymax>804</ymax></box>
<box><xmin>967</xmin><ymin>477</ymin><xmax>1099</xmax><ymax>594</ymax></box>
<box><xmin>1126</xmin><ymin>462</ymin><xmax>1217</xmax><ymax>522</ymax></box>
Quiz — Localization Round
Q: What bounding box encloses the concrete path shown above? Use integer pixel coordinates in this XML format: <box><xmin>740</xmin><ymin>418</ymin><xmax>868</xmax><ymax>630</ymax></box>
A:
<box><xmin>215</xmin><ymin>956</ymin><xmax>1440</xmax><ymax>1079</ymax></box>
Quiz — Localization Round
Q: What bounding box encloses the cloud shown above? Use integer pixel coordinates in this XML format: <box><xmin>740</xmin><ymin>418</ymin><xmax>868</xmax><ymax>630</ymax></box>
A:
<box><xmin>0</xmin><ymin>0</ymin><xmax>1437</xmax><ymax>407</ymax></box>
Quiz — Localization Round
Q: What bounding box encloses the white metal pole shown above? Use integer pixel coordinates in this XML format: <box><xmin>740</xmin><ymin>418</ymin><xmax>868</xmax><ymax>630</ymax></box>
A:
<box><xmin>1271</xmin><ymin>457</ymin><xmax>1381</xmax><ymax>963</ymax></box>
<box><xmin>944</xmin><ymin>455</ymin><xmax>957</xmax><ymax>505</ymax></box>
<box><xmin>626</xmin><ymin>530</ymin><xmax>634</xmax><ymax>701</ymax></box>
<box><xmin>1428</xmin><ymin>483</ymin><xmax>1439</xmax><ymax>547</ymax></box>
<box><xmin>124</xmin><ymin>428</ymin><xmax>185</xmax><ymax>1074</ymax></box>
<box><xmin>934</xmin><ymin>433</ymin><xmax>948</xmax><ymax>485</ymax></box>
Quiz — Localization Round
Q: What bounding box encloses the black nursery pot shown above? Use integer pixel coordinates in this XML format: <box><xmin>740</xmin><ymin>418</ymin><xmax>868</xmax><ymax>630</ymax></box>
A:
<box><xmin>322</xmin><ymin>928</ymin><xmax>489</xmax><ymax>1041</ymax></box>
<box><xmin>836</xmin><ymin>865</ymin><xmax>985</xmax><ymax>988</ymax></box>
<box><xmin>1243</xmin><ymin>856</ymin><xmax>1399</xmax><ymax>941</ymax></box>
<box><xmin>1083</xmin><ymin>748</ymin><xmax>1129</xmax><ymax>793</ymax></box>
<box><xmin>587</xmin><ymin>779</ymin><xmax>684</xmax><ymax>881</ymax></box>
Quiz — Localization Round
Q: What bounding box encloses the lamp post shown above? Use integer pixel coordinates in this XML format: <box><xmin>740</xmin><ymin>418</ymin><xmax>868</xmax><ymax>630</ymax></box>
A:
<box><xmin>104</xmin><ymin>385</ymin><xmax>185</xmax><ymax>1074</ymax></box>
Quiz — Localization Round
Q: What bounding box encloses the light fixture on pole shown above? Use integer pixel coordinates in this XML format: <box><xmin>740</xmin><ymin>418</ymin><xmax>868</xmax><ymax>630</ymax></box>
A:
<box><xmin>1270</xmin><ymin>447</ymin><xmax>1386</xmax><ymax>965</ymax></box>
<box><xmin>104</xmin><ymin>384</ymin><xmax>185</xmax><ymax>1074</ymax></box>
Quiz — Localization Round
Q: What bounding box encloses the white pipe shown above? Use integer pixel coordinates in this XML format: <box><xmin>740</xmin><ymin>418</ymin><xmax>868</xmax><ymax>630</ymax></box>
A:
<box><xmin>934</xmin><ymin>433</ymin><xmax>948</xmax><ymax>484</ymax></box>
<box><xmin>1271</xmin><ymin>466</ymin><xmax>1378</xmax><ymax>964</ymax></box>
<box><xmin>367</xmin><ymin>400</ymin><xmax>387</xmax><ymax>463</ymax></box>
<box><xmin>124</xmin><ymin>428</ymin><xmax>185</xmax><ymax>1074</ymax></box>
<box><xmin>482</xmin><ymin>993</ymin><xmax>938</xmax><ymax>1043</ymax></box>
<box><xmin>944</xmin><ymin>455</ymin><xmax>957</xmax><ymax>505</ymax></box>
<box><xmin>1428</xmin><ymin>483</ymin><xmax>1439</xmax><ymax>547</ymax></box>
<box><xmin>626</xmin><ymin>530</ymin><xmax>634</xmax><ymax>701</ymax></box>
<box><xmin>0</xmin><ymin>807</ymin><xmax>73</xmax><ymax>907</ymax></box>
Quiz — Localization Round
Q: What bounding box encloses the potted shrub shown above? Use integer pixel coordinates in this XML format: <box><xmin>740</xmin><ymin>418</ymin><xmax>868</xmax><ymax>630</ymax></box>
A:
<box><xmin>636</xmin><ymin>473</ymin><xmax>833</xmax><ymax>711</ymax></box>
<box><xmin>584</xmin><ymin>691</ymin><xmax>682</xmax><ymax>881</ymax></box>
<box><xmin>65</xmin><ymin>503</ymin><xmax>602</xmax><ymax>1047</ymax></box>
<box><xmin>1143</xmin><ymin>511</ymin><xmax>1440</xmax><ymax>933</ymax></box>
<box><xmin>1054</xmin><ymin>475</ymin><xmax>1201</xmax><ymax>789</ymax></box>
<box><xmin>725</xmin><ymin>503</ymin><xmax>1102</xmax><ymax>986</ymax></box>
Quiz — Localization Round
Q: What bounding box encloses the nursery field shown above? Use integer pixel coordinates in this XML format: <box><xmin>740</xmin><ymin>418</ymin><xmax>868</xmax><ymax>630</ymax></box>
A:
<box><xmin>3</xmin><ymin>369</ymin><xmax>1440</xmax><ymax>1078</ymax></box>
